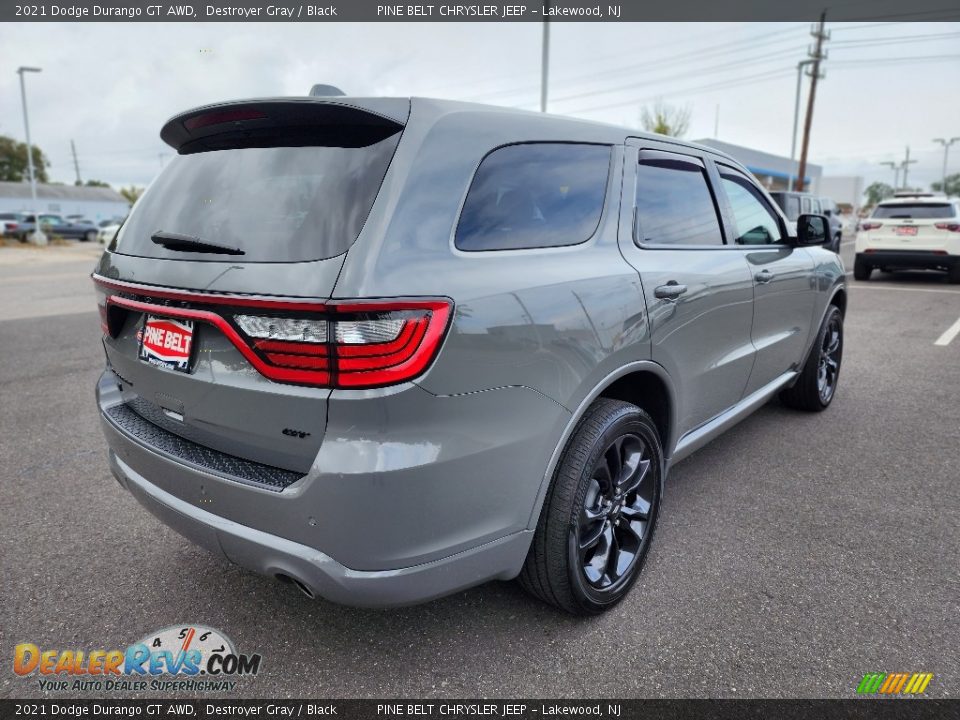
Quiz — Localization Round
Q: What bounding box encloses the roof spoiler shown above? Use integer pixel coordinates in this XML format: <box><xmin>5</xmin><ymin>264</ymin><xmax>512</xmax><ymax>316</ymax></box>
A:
<box><xmin>160</xmin><ymin>98</ymin><xmax>408</xmax><ymax>154</ymax></box>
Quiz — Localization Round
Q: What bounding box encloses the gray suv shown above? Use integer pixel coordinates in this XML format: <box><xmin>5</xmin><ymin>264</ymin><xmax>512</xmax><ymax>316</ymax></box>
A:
<box><xmin>93</xmin><ymin>96</ymin><xmax>846</xmax><ymax>614</ymax></box>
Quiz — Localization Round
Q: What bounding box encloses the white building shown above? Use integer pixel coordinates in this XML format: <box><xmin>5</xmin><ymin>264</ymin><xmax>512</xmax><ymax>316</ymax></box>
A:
<box><xmin>0</xmin><ymin>181</ymin><xmax>130</xmax><ymax>222</ymax></box>
<box><xmin>817</xmin><ymin>176</ymin><xmax>866</xmax><ymax>213</ymax></box>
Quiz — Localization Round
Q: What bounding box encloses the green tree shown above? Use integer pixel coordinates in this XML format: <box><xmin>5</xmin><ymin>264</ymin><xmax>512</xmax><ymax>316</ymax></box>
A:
<box><xmin>864</xmin><ymin>181</ymin><xmax>894</xmax><ymax>207</ymax></box>
<box><xmin>639</xmin><ymin>101</ymin><xmax>691</xmax><ymax>138</ymax></box>
<box><xmin>119</xmin><ymin>185</ymin><xmax>143</xmax><ymax>205</ymax></box>
<box><xmin>931</xmin><ymin>173</ymin><xmax>960</xmax><ymax>198</ymax></box>
<box><xmin>0</xmin><ymin>135</ymin><xmax>50</xmax><ymax>183</ymax></box>
<box><xmin>79</xmin><ymin>179</ymin><xmax>111</xmax><ymax>187</ymax></box>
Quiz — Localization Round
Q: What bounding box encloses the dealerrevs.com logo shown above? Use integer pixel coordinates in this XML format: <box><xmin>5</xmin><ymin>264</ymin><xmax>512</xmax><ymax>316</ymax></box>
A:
<box><xmin>13</xmin><ymin>625</ymin><xmax>262</xmax><ymax>693</ymax></box>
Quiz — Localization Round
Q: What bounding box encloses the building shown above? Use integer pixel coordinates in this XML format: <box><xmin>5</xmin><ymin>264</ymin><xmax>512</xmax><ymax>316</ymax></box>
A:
<box><xmin>817</xmin><ymin>176</ymin><xmax>866</xmax><ymax>213</ymax></box>
<box><xmin>0</xmin><ymin>181</ymin><xmax>130</xmax><ymax>222</ymax></box>
<box><xmin>693</xmin><ymin>138</ymin><xmax>822</xmax><ymax>193</ymax></box>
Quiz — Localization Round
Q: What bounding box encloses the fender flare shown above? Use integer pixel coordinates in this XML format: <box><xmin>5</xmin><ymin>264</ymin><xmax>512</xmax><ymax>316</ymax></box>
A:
<box><xmin>525</xmin><ymin>360</ymin><xmax>677</xmax><ymax>531</ymax></box>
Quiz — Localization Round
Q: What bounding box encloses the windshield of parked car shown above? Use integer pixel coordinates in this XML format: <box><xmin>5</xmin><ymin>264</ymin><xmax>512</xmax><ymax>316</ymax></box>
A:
<box><xmin>873</xmin><ymin>203</ymin><xmax>956</xmax><ymax>219</ymax></box>
<box><xmin>112</xmin><ymin>134</ymin><xmax>400</xmax><ymax>262</ymax></box>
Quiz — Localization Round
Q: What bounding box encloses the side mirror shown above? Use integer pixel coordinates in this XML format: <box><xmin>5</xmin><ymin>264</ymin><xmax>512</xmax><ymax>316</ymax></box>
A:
<box><xmin>796</xmin><ymin>213</ymin><xmax>829</xmax><ymax>245</ymax></box>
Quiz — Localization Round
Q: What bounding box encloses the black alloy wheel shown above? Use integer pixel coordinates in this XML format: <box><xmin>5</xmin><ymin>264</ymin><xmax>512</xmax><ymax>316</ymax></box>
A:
<box><xmin>575</xmin><ymin>433</ymin><xmax>656</xmax><ymax>593</ymax></box>
<box><xmin>817</xmin><ymin>312</ymin><xmax>842</xmax><ymax>404</ymax></box>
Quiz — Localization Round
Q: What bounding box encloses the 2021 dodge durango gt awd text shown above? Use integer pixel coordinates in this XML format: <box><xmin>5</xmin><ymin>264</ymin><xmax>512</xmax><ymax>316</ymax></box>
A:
<box><xmin>94</xmin><ymin>96</ymin><xmax>846</xmax><ymax>615</ymax></box>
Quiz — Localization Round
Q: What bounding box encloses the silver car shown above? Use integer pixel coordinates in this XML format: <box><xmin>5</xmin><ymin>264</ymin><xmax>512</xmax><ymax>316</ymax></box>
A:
<box><xmin>93</xmin><ymin>96</ymin><xmax>846</xmax><ymax>614</ymax></box>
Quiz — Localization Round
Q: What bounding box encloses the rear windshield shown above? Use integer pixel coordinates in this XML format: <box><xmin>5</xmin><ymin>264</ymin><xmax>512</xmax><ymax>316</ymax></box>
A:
<box><xmin>873</xmin><ymin>203</ymin><xmax>956</xmax><ymax>219</ymax></box>
<box><xmin>112</xmin><ymin>135</ymin><xmax>400</xmax><ymax>262</ymax></box>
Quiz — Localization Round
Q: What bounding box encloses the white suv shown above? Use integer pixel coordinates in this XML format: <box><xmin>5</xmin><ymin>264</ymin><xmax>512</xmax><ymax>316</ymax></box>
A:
<box><xmin>854</xmin><ymin>192</ymin><xmax>960</xmax><ymax>283</ymax></box>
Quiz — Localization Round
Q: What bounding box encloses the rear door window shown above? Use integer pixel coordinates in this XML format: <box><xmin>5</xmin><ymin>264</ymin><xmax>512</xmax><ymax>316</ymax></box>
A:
<box><xmin>633</xmin><ymin>152</ymin><xmax>723</xmax><ymax>246</ymax></box>
<box><xmin>455</xmin><ymin>143</ymin><xmax>611</xmax><ymax>251</ymax></box>
<box><xmin>873</xmin><ymin>203</ymin><xmax>956</xmax><ymax>219</ymax></box>
<box><xmin>113</xmin><ymin>134</ymin><xmax>400</xmax><ymax>262</ymax></box>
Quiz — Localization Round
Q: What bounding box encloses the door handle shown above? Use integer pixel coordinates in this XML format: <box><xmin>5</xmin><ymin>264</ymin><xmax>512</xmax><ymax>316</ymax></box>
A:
<box><xmin>654</xmin><ymin>281</ymin><xmax>688</xmax><ymax>300</ymax></box>
<box><xmin>754</xmin><ymin>269</ymin><xmax>774</xmax><ymax>284</ymax></box>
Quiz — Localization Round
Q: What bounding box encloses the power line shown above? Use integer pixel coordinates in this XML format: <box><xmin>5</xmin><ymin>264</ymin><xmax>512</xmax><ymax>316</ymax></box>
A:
<box><xmin>461</xmin><ymin>24</ymin><xmax>810</xmax><ymax>103</ymax></box>
<box><xmin>565</xmin><ymin>67</ymin><xmax>797</xmax><ymax>116</ymax></box>
<box><xmin>549</xmin><ymin>45</ymin><xmax>809</xmax><ymax>105</ymax></box>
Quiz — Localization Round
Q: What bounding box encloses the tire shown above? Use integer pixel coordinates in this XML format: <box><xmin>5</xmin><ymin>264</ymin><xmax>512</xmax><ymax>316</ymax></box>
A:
<box><xmin>948</xmin><ymin>263</ymin><xmax>960</xmax><ymax>284</ymax></box>
<box><xmin>83</xmin><ymin>230</ymin><xmax>96</xmax><ymax>243</ymax></box>
<box><xmin>519</xmin><ymin>399</ymin><xmax>663</xmax><ymax>615</ymax></box>
<box><xmin>853</xmin><ymin>256</ymin><xmax>872</xmax><ymax>281</ymax></box>
<box><xmin>780</xmin><ymin>305</ymin><xmax>843</xmax><ymax>412</ymax></box>
<box><xmin>832</xmin><ymin>234</ymin><xmax>842</xmax><ymax>253</ymax></box>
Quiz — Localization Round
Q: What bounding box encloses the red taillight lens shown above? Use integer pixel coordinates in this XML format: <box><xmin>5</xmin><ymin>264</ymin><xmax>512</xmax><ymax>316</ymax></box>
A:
<box><xmin>935</xmin><ymin>222</ymin><xmax>960</xmax><ymax>232</ymax></box>
<box><xmin>92</xmin><ymin>277</ymin><xmax>452</xmax><ymax>389</ymax></box>
<box><xmin>860</xmin><ymin>222</ymin><xmax>882</xmax><ymax>231</ymax></box>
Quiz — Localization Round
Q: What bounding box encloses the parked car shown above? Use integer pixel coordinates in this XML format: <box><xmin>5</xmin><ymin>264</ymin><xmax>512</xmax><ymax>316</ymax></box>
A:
<box><xmin>18</xmin><ymin>214</ymin><xmax>99</xmax><ymax>242</ymax></box>
<box><xmin>0</xmin><ymin>212</ymin><xmax>25</xmax><ymax>238</ymax></box>
<box><xmin>93</xmin><ymin>96</ymin><xmax>845</xmax><ymax>614</ymax></box>
<box><xmin>99</xmin><ymin>217</ymin><xmax>127</xmax><ymax>228</ymax></box>
<box><xmin>98</xmin><ymin>222</ymin><xmax>123</xmax><ymax>244</ymax></box>
<box><xmin>768</xmin><ymin>191</ymin><xmax>842</xmax><ymax>252</ymax></box>
<box><xmin>854</xmin><ymin>193</ymin><xmax>960</xmax><ymax>283</ymax></box>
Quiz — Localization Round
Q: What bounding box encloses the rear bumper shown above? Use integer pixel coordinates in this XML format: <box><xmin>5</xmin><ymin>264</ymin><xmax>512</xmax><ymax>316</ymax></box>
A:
<box><xmin>856</xmin><ymin>250</ymin><xmax>957</xmax><ymax>270</ymax></box>
<box><xmin>107</xmin><ymin>447</ymin><xmax>531</xmax><ymax>607</ymax></box>
<box><xmin>97</xmin><ymin>369</ymin><xmax>568</xmax><ymax>606</ymax></box>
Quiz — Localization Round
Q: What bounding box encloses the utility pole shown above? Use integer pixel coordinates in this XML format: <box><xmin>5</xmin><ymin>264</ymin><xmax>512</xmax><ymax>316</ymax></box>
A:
<box><xmin>899</xmin><ymin>146</ymin><xmax>917</xmax><ymax>190</ymax></box>
<box><xmin>880</xmin><ymin>161</ymin><xmax>900</xmax><ymax>190</ymax></box>
<box><xmin>933</xmin><ymin>137</ymin><xmax>959</xmax><ymax>194</ymax></box>
<box><xmin>540</xmin><ymin>3</ymin><xmax>550</xmax><ymax>113</ymax></box>
<box><xmin>17</xmin><ymin>66</ymin><xmax>46</xmax><ymax>246</ymax></box>
<box><xmin>789</xmin><ymin>59</ymin><xmax>815</xmax><ymax>191</ymax></box>
<box><xmin>71</xmin><ymin>139</ymin><xmax>81</xmax><ymax>185</ymax></box>
<box><xmin>796</xmin><ymin>12</ymin><xmax>828</xmax><ymax>193</ymax></box>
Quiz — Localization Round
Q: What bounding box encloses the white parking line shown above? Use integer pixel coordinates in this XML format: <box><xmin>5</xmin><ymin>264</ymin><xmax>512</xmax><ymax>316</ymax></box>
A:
<box><xmin>934</xmin><ymin>317</ymin><xmax>960</xmax><ymax>347</ymax></box>
<box><xmin>849</xmin><ymin>283</ymin><xmax>960</xmax><ymax>296</ymax></box>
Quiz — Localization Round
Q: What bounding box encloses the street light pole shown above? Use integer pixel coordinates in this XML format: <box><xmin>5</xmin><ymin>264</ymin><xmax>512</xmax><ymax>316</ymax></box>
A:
<box><xmin>789</xmin><ymin>59</ymin><xmax>814</xmax><ymax>191</ymax></box>
<box><xmin>540</xmin><ymin>3</ymin><xmax>550</xmax><ymax>113</ymax></box>
<box><xmin>17</xmin><ymin>66</ymin><xmax>45</xmax><ymax>246</ymax></box>
<box><xmin>933</xmin><ymin>137</ymin><xmax>959</xmax><ymax>195</ymax></box>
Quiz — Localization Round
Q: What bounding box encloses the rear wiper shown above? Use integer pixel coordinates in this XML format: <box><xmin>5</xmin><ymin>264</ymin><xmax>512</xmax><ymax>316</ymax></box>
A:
<box><xmin>151</xmin><ymin>231</ymin><xmax>245</xmax><ymax>256</ymax></box>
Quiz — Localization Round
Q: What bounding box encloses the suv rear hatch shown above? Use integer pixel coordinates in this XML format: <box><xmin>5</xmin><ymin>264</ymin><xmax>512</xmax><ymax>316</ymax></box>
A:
<box><xmin>861</xmin><ymin>201</ymin><xmax>960</xmax><ymax>251</ymax></box>
<box><xmin>94</xmin><ymin>98</ymin><xmax>409</xmax><ymax>488</ymax></box>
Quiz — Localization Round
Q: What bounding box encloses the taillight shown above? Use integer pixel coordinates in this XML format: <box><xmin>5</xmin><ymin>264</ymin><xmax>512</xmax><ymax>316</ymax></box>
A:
<box><xmin>934</xmin><ymin>222</ymin><xmax>960</xmax><ymax>232</ymax></box>
<box><xmin>92</xmin><ymin>276</ymin><xmax>452</xmax><ymax>389</ymax></box>
<box><xmin>860</xmin><ymin>222</ymin><xmax>882</xmax><ymax>231</ymax></box>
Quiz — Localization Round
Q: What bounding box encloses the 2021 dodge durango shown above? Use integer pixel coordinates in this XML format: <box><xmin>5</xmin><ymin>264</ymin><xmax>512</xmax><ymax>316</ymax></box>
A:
<box><xmin>93</xmin><ymin>96</ymin><xmax>846</xmax><ymax>614</ymax></box>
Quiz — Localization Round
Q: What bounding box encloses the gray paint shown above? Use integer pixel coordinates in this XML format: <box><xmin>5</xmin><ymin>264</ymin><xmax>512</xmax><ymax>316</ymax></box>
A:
<box><xmin>94</xmin><ymin>96</ymin><xmax>846</xmax><ymax>606</ymax></box>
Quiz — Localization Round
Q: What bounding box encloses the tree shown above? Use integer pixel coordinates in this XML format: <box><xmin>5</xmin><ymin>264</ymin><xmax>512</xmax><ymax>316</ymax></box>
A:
<box><xmin>931</xmin><ymin>173</ymin><xmax>960</xmax><ymax>198</ymax></box>
<box><xmin>119</xmin><ymin>185</ymin><xmax>143</xmax><ymax>205</ymax></box>
<box><xmin>0</xmin><ymin>135</ymin><xmax>50</xmax><ymax>183</ymax></box>
<box><xmin>80</xmin><ymin>179</ymin><xmax>111</xmax><ymax>187</ymax></box>
<box><xmin>639</xmin><ymin>101</ymin><xmax>691</xmax><ymax>138</ymax></box>
<box><xmin>864</xmin><ymin>181</ymin><xmax>894</xmax><ymax>207</ymax></box>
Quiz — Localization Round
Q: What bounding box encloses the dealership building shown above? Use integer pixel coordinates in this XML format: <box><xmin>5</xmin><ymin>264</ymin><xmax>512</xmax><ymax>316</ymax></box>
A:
<box><xmin>0</xmin><ymin>182</ymin><xmax>130</xmax><ymax>222</ymax></box>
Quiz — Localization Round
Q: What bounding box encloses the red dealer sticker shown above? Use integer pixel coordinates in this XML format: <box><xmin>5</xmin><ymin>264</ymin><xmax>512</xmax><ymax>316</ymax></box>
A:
<box><xmin>138</xmin><ymin>316</ymin><xmax>195</xmax><ymax>372</ymax></box>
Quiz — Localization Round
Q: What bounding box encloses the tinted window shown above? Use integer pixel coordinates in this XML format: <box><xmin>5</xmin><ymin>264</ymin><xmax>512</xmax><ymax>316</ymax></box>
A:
<box><xmin>784</xmin><ymin>196</ymin><xmax>801</xmax><ymax>221</ymax></box>
<box><xmin>634</xmin><ymin>158</ymin><xmax>722</xmax><ymax>246</ymax></box>
<box><xmin>455</xmin><ymin>143</ymin><xmax>610</xmax><ymax>251</ymax></box>
<box><xmin>113</xmin><ymin>135</ymin><xmax>400</xmax><ymax>262</ymax></box>
<box><xmin>873</xmin><ymin>203</ymin><xmax>956</xmax><ymax>219</ymax></box>
<box><xmin>719</xmin><ymin>170</ymin><xmax>783</xmax><ymax>245</ymax></box>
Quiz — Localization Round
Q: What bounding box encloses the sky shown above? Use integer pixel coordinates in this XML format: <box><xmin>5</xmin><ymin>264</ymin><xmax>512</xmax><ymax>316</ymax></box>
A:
<box><xmin>1</xmin><ymin>21</ymin><xmax>958</xmax><ymax>194</ymax></box>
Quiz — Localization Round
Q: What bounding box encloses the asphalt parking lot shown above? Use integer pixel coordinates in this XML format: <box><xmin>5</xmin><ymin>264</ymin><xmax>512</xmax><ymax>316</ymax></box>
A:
<box><xmin>1</xmin><ymin>239</ymin><xmax>958</xmax><ymax>700</ymax></box>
